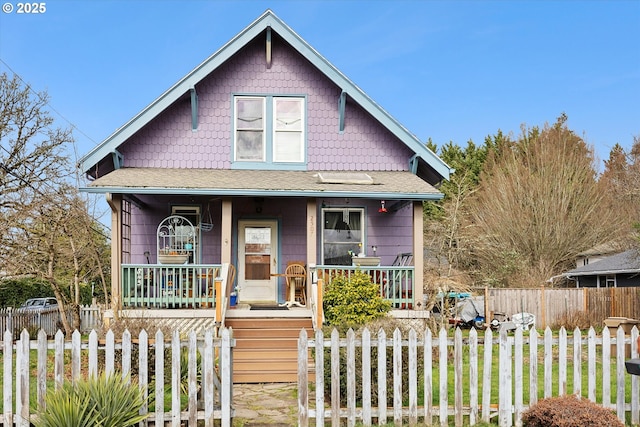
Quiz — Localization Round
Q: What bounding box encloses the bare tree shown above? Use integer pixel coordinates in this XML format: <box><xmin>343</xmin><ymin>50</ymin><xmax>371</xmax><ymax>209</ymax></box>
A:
<box><xmin>1</xmin><ymin>72</ymin><xmax>109</xmax><ymax>332</ymax></box>
<box><xmin>465</xmin><ymin>115</ymin><xmax>625</xmax><ymax>287</ymax></box>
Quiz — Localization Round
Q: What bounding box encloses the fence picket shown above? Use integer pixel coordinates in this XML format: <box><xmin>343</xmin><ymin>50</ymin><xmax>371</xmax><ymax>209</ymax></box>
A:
<box><xmin>481</xmin><ymin>328</ymin><xmax>492</xmax><ymax>423</ymax></box>
<box><xmin>361</xmin><ymin>328</ymin><xmax>371</xmax><ymax>426</ymax></box>
<box><xmin>188</xmin><ymin>331</ymin><xmax>198</xmax><ymax>425</ymax></box>
<box><xmin>3</xmin><ymin>330</ymin><xmax>12</xmax><ymax>426</ymax></box>
<box><xmin>544</xmin><ymin>328</ymin><xmax>552</xmax><ymax>398</ymax></box>
<box><xmin>298</xmin><ymin>328</ymin><xmax>309</xmax><ymax>427</ymax></box>
<box><xmin>423</xmin><ymin>328</ymin><xmax>433</xmax><ymax>425</ymax></box>
<box><xmin>138</xmin><ymin>329</ymin><xmax>149</xmax><ymax>427</ymax></box>
<box><xmin>438</xmin><ymin>327</ymin><xmax>447</xmax><ymax>426</ymax></box>
<box><xmin>529</xmin><ymin>329</ymin><xmax>538</xmax><ymax>407</ymax></box>
<box><xmin>0</xmin><ymin>327</ymin><xmax>234</xmax><ymax>426</ymax></box>
<box><xmin>331</xmin><ymin>328</ymin><xmax>340</xmax><ymax>426</ymax></box>
<box><xmin>155</xmin><ymin>329</ymin><xmax>165</xmax><ymax>426</ymax></box>
<box><xmin>454</xmin><ymin>328</ymin><xmax>462</xmax><ymax>427</ymax></box>
<box><xmin>616</xmin><ymin>327</ymin><xmax>626</xmax><ymax>422</ymax></box>
<box><xmin>603</xmin><ymin>327</ymin><xmax>611</xmax><ymax>407</ymax></box>
<box><xmin>588</xmin><ymin>327</ymin><xmax>597</xmax><ymax>402</ymax></box>
<box><xmin>558</xmin><ymin>327</ymin><xmax>567</xmax><ymax>396</ymax></box>
<box><xmin>393</xmin><ymin>328</ymin><xmax>402</xmax><ymax>426</ymax></box>
<box><xmin>171</xmin><ymin>329</ymin><xmax>181</xmax><ymax>427</ymax></box>
<box><xmin>377</xmin><ymin>328</ymin><xmax>387</xmax><ymax>425</ymax></box>
<box><xmin>514</xmin><ymin>328</ymin><xmax>523</xmax><ymax>427</ymax></box>
<box><xmin>632</xmin><ymin>327</ymin><xmax>639</xmax><ymax>425</ymax></box>
<box><xmin>347</xmin><ymin>329</ymin><xmax>356</xmax><ymax>427</ymax></box>
<box><xmin>408</xmin><ymin>328</ymin><xmax>418</xmax><ymax>426</ymax></box>
<box><xmin>573</xmin><ymin>327</ymin><xmax>581</xmax><ymax>396</ymax></box>
<box><xmin>468</xmin><ymin>328</ymin><xmax>478</xmax><ymax>426</ymax></box>
<box><xmin>37</xmin><ymin>330</ymin><xmax>47</xmax><ymax>410</ymax></box>
<box><xmin>315</xmin><ymin>329</ymin><xmax>325</xmax><ymax>427</ymax></box>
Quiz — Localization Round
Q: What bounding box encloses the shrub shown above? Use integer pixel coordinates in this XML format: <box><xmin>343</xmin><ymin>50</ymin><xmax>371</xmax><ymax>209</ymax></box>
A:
<box><xmin>323</xmin><ymin>270</ymin><xmax>392</xmax><ymax>328</ymax></box>
<box><xmin>549</xmin><ymin>310</ymin><xmax>596</xmax><ymax>330</ymax></box>
<box><xmin>522</xmin><ymin>395</ymin><xmax>623</xmax><ymax>427</ymax></box>
<box><xmin>35</xmin><ymin>372</ymin><xmax>150</xmax><ymax>427</ymax></box>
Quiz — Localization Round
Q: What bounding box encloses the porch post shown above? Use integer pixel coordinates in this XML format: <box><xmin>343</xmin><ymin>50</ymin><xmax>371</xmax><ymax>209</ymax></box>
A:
<box><xmin>221</xmin><ymin>198</ymin><xmax>232</xmax><ymax>264</ymax></box>
<box><xmin>306</xmin><ymin>198</ymin><xmax>317</xmax><ymax>267</ymax></box>
<box><xmin>106</xmin><ymin>193</ymin><xmax>122</xmax><ymax>314</ymax></box>
<box><xmin>413</xmin><ymin>201</ymin><xmax>424</xmax><ymax>310</ymax></box>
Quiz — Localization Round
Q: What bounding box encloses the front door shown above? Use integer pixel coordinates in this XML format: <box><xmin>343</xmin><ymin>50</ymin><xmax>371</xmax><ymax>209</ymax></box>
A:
<box><xmin>238</xmin><ymin>220</ymin><xmax>278</xmax><ymax>303</ymax></box>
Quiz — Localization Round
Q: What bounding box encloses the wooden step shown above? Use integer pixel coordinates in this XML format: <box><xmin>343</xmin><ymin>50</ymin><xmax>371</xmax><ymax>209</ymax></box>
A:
<box><xmin>225</xmin><ymin>316</ymin><xmax>313</xmax><ymax>383</ymax></box>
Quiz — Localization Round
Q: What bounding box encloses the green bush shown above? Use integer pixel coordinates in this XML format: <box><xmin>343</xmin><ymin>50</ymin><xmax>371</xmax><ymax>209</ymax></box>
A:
<box><xmin>35</xmin><ymin>372</ymin><xmax>150</xmax><ymax>427</ymax></box>
<box><xmin>522</xmin><ymin>395</ymin><xmax>623</xmax><ymax>427</ymax></box>
<box><xmin>323</xmin><ymin>270</ymin><xmax>392</xmax><ymax>328</ymax></box>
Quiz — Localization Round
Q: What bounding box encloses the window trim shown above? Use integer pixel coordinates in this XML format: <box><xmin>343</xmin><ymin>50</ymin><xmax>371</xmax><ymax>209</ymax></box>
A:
<box><xmin>232</xmin><ymin>94</ymin><xmax>307</xmax><ymax>169</ymax></box>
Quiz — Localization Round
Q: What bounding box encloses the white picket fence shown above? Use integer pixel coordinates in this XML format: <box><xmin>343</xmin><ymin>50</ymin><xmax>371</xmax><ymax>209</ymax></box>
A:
<box><xmin>1</xmin><ymin>327</ymin><xmax>234</xmax><ymax>426</ymax></box>
<box><xmin>297</xmin><ymin>326</ymin><xmax>640</xmax><ymax>427</ymax></box>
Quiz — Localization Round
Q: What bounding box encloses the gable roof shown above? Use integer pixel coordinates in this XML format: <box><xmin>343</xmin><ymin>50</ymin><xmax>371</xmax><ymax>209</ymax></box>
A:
<box><xmin>78</xmin><ymin>9</ymin><xmax>450</xmax><ymax>182</ymax></box>
<box><xmin>563</xmin><ymin>249</ymin><xmax>640</xmax><ymax>277</ymax></box>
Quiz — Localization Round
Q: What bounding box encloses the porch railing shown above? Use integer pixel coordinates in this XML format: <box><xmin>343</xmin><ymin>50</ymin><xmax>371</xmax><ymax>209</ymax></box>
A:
<box><xmin>317</xmin><ymin>265</ymin><xmax>414</xmax><ymax>309</ymax></box>
<box><xmin>122</xmin><ymin>264</ymin><xmax>222</xmax><ymax>308</ymax></box>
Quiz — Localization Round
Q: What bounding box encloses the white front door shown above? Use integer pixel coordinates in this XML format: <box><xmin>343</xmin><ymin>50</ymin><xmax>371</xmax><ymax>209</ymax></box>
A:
<box><xmin>238</xmin><ymin>220</ymin><xmax>278</xmax><ymax>303</ymax></box>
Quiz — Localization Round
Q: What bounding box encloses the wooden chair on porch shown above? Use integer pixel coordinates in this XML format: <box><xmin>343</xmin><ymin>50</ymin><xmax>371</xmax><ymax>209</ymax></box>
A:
<box><xmin>285</xmin><ymin>262</ymin><xmax>306</xmax><ymax>306</ymax></box>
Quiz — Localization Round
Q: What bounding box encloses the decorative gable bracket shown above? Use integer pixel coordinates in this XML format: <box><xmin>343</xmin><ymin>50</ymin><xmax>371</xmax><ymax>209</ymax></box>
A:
<box><xmin>338</xmin><ymin>90</ymin><xmax>346</xmax><ymax>133</ymax></box>
<box><xmin>190</xmin><ymin>87</ymin><xmax>198</xmax><ymax>131</ymax></box>
<box><xmin>112</xmin><ymin>149</ymin><xmax>124</xmax><ymax>170</ymax></box>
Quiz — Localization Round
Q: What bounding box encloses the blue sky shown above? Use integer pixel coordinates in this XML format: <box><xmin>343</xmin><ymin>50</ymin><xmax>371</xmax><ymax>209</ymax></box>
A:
<box><xmin>1</xmin><ymin>0</ymin><xmax>638</xmax><ymax>168</ymax></box>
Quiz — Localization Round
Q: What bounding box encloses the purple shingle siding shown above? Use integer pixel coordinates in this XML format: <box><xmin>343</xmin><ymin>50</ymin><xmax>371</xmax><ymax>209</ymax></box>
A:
<box><xmin>118</xmin><ymin>35</ymin><xmax>412</xmax><ymax>171</ymax></box>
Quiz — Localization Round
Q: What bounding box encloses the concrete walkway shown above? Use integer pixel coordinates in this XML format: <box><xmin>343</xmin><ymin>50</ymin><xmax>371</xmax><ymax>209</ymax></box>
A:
<box><xmin>233</xmin><ymin>383</ymin><xmax>299</xmax><ymax>426</ymax></box>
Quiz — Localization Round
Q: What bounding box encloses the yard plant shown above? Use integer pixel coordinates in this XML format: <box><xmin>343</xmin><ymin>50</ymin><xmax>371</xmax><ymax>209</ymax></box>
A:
<box><xmin>323</xmin><ymin>269</ymin><xmax>391</xmax><ymax>328</ymax></box>
<box><xmin>34</xmin><ymin>372</ymin><xmax>150</xmax><ymax>427</ymax></box>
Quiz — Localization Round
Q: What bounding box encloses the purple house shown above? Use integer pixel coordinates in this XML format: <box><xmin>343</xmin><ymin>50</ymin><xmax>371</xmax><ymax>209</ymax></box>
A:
<box><xmin>79</xmin><ymin>10</ymin><xmax>449</xmax><ymax>381</ymax></box>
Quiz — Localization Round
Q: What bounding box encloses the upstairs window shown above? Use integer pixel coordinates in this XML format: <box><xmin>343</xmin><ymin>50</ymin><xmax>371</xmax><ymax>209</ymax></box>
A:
<box><xmin>235</xmin><ymin>97</ymin><xmax>265</xmax><ymax>161</ymax></box>
<box><xmin>234</xmin><ymin>95</ymin><xmax>305</xmax><ymax>165</ymax></box>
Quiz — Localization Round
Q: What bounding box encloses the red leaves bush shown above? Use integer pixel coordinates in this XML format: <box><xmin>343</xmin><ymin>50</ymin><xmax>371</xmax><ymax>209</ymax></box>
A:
<box><xmin>522</xmin><ymin>395</ymin><xmax>623</xmax><ymax>427</ymax></box>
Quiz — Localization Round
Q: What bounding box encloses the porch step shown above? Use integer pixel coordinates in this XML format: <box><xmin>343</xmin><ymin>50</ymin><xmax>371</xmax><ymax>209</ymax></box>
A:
<box><xmin>226</xmin><ymin>317</ymin><xmax>314</xmax><ymax>383</ymax></box>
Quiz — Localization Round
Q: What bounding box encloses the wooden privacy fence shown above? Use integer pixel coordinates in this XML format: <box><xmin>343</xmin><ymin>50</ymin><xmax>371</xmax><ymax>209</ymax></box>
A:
<box><xmin>486</xmin><ymin>286</ymin><xmax>640</xmax><ymax>328</ymax></box>
<box><xmin>297</xmin><ymin>326</ymin><xmax>640</xmax><ymax>427</ymax></box>
<box><xmin>1</xmin><ymin>327</ymin><xmax>234</xmax><ymax>427</ymax></box>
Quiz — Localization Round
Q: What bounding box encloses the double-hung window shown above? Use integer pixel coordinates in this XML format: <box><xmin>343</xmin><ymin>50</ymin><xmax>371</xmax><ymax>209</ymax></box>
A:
<box><xmin>234</xmin><ymin>95</ymin><xmax>305</xmax><ymax>165</ymax></box>
<box><xmin>321</xmin><ymin>208</ymin><xmax>364</xmax><ymax>265</ymax></box>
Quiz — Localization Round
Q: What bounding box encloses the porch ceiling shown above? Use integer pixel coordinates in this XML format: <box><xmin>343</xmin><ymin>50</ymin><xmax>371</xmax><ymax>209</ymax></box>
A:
<box><xmin>81</xmin><ymin>168</ymin><xmax>442</xmax><ymax>200</ymax></box>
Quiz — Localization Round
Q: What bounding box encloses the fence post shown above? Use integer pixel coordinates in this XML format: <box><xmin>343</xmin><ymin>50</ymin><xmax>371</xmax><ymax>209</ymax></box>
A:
<box><xmin>221</xmin><ymin>327</ymin><xmax>232</xmax><ymax>427</ymax></box>
<box><xmin>315</xmin><ymin>329</ymin><xmax>325</xmax><ymax>427</ymax></box>
<box><xmin>3</xmin><ymin>329</ymin><xmax>13</xmax><ymax>426</ymax></box>
<box><xmin>298</xmin><ymin>328</ymin><xmax>309</xmax><ymax>427</ymax></box>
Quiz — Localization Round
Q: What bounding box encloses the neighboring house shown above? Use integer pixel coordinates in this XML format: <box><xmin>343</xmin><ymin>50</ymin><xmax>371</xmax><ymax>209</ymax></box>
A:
<box><xmin>573</xmin><ymin>243</ymin><xmax>620</xmax><ymax>268</ymax></box>
<box><xmin>563</xmin><ymin>249</ymin><xmax>640</xmax><ymax>288</ymax></box>
<box><xmin>79</xmin><ymin>10</ymin><xmax>450</xmax><ymax>381</ymax></box>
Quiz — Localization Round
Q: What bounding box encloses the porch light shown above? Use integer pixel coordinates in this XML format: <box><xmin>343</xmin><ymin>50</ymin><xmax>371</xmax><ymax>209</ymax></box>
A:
<box><xmin>378</xmin><ymin>200</ymin><xmax>387</xmax><ymax>213</ymax></box>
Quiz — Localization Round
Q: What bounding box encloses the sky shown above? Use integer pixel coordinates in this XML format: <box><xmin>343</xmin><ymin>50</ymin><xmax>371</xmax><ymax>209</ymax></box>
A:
<box><xmin>1</xmin><ymin>0</ymin><xmax>639</xmax><ymax>170</ymax></box>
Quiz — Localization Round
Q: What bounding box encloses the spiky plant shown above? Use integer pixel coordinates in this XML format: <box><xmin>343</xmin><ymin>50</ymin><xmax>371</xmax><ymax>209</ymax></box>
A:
<box><xmin>35</xmin><ymin>373</ymin><xmax>150</xmax><ymax>427</ymax></box>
